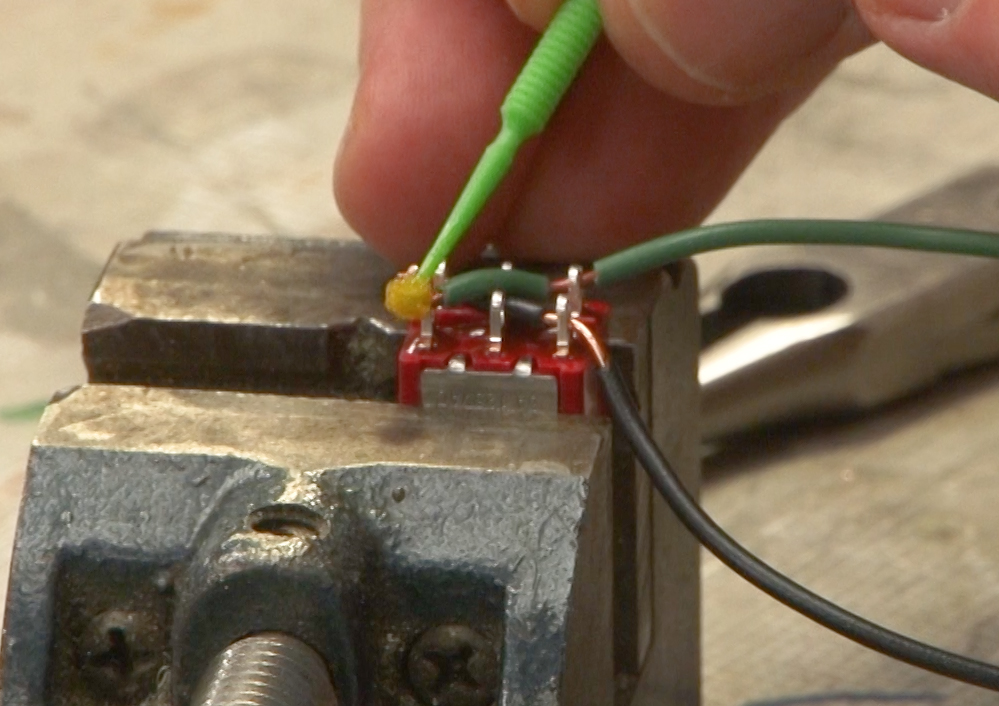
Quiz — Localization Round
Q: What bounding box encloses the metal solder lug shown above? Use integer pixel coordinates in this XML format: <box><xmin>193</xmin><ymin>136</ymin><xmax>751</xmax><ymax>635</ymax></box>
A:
<box><xmin>555</xmin><ymin>295</ymin><xmax>571</xmax><ymax>357</ymax></box>
<box><xmin>567</xmin><ymin>265</ymin><xmax>583</xmax><ymax>317</ymax></box>
<box><xmin>488</xmin><ymin>290</ymin><xmax>505</xmax><ymax>354</ymax></box>
<box><xmin>418</xmin><ymin>262</ymin><xmax>449</xmax><ymax>351</ymax></box>
<box><xmin>418</xmin><ymin>310</ymin><xmax>434</xmax><ymax>350</ymax></box>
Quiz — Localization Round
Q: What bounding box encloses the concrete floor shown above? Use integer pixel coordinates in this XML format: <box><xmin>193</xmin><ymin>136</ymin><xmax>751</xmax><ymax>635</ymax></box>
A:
<box><xmin>3</xmin><ymin>2</ymin><xmax>999</xmax><ymax>704</ymax></box>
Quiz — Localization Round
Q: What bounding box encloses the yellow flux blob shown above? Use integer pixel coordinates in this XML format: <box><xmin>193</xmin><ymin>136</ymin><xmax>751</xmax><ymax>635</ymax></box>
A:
<box><xmin>384</xmin><ymin>270</ymin><xmax>434</xmax><ymax>320</ymax></box>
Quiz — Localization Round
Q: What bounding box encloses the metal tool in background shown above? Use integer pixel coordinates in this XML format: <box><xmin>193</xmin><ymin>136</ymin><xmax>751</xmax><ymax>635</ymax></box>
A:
<box><xmin>2</xmin><ymin>235</ymin><xmax>702</xmax><ymax>706</ymax></box>
<box><xmin>699</xmin><ymin>167</ymin><xmax>999</xmax><ymax>440</ymax></box>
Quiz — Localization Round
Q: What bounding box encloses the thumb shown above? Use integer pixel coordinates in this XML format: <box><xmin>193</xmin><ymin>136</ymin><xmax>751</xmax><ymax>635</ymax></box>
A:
<box><xmin>855</xmin><ymin>0</ymin><xmax>999</xmax><ymax>98</ymax></box>
<box><xmin>598</xmin><ymin>0</ymin><xmax>874</xmax><ymax>103</ymax></box>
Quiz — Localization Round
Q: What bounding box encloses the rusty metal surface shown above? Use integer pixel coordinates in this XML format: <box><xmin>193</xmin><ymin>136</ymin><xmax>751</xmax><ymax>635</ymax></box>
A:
<box><xmin>83</xmin><ymin>233</ymin><xmax>403</xmax><ymax>400</ymax></box>
<box><xmin>33</xmin><ymin>384</ymin><xmax>607</xmax><ymax>476</ymax></box>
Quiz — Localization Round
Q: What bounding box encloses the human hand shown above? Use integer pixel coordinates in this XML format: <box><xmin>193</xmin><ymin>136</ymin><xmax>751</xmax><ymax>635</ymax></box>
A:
<box><xmin>334</xmin><ymin>0</ymin><xmax>993</xmax><ymax>267</ymax></box>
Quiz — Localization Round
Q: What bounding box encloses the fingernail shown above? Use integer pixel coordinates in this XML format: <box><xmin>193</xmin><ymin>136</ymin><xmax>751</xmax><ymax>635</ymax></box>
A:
<box><xmin>624</xmin><ymin>0</ymin><xmax>733</xmax><ymax>91</ymax></box>
<box><xmin>624</xmin><ymin>0</ymin><xmax>861</xmax><ymax>92</ymax></box>
<box><xmin>866</xmin><ymin>0</ymin><xmax>963</xmax><ymax>21</ymax></box>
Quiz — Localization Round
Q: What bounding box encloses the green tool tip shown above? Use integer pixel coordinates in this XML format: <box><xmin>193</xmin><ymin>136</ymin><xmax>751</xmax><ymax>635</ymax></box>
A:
<box><xmin>414</xmin><ymin>0</ymin><xmax>603</xmax><ymax>280</ymax></box>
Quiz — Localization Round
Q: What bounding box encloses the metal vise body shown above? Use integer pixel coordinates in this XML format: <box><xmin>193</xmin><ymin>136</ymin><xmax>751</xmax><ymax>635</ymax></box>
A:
<box><xmin>1</xmin><ymin>235</ymin><xmax>700</xmax><ymax>706</ymax></box>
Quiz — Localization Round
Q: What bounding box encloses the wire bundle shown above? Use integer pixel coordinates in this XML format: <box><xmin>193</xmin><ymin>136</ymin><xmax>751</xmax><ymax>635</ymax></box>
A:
<box><xmin>470</xmin><ymin>217</ymin><xmax>999</xmax><ymax>691</ymax></box>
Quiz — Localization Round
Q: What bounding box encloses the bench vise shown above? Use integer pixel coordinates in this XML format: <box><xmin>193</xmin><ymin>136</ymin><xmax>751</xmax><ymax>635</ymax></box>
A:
<box><xmin>1</xmin><ymin>234</ymin><xmax>700</xmax><ymax>706</ymax></box>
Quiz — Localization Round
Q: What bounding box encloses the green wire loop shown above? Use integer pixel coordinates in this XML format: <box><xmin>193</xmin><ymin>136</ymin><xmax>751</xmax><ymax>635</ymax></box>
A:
<box><xmin>442</xmin><ymin>268</ymin><xmax>551</xmax><ymax>306</ymax></box>
<box><xmin>0</xmin><ymin>399</ymin><xmax>48</xmax><ymax>423</ymax></box>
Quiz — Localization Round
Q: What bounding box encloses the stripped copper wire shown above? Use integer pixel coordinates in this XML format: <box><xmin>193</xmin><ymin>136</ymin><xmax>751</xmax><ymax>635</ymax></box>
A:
<box><xmin>550</xmin><ymin>269</ymin><xmax>597</xmax><ymax>292</ymax></box>
<box><xmin>541</xmin><ymin>312</ymin><xmax>610</xmax><ymax>369</ymax></box>
<box><xmin>568</xmin><ymin>318</ymin><xmax>610</xmax><ymax>369</ymax></box>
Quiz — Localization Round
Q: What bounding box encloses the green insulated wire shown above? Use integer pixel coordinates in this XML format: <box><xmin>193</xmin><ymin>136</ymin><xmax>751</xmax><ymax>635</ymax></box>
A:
<box><xmin>440</xmin><ymin>219</ymin><xmax>999</xmax><ymax>305</ymax></box>
<box><xmin>593</xmin><ymin>219</ymin><xmax>999</xmax><ymax>286</ymax></box>
<box><xmin>416</xmin><ymin>0</ymin><xmax>603</xmax><ymax>280</ymax></box>
<box><xmin>0</xmin><ymin>399</ymin><xmax>47</xmax><ymax>423</ymax></box>
<box><xmin>442</xmin><ymin>268</ymin><xmax>550</xmax><ymax>306</ymax></box>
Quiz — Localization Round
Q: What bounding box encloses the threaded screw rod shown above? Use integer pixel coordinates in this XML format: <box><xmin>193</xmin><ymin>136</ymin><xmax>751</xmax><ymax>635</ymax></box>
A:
<box><xmin>190</xmin><ymin>633</ymin><xmax>337</xmax><ymax>706</ymax></box>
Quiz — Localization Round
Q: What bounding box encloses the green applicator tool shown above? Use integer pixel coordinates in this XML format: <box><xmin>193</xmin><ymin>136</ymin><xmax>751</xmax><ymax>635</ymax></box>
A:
<box><xmin>384</xmin><ymin>0</ymin><xmax>603</xmax><ymax>319</ymax></box>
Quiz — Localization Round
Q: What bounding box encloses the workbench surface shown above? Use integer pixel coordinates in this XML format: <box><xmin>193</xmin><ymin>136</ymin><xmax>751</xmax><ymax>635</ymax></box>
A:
<box><xmin>3</xmin><ymin>2</ymin><xmax>999</xmax><ymax>704</ymax></box>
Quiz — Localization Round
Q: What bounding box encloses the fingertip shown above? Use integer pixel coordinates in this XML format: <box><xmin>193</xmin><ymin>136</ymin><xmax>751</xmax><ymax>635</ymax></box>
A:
<box><xmin>854</xmin><ymin>0</ymin><xmax>999</xmax><ymax>98</ymax></box>
<box><xmin>332</xmin><ymin>99</ymin><xmax>360</xmax><ymax>236</ymax></box>
<box><xmin>331</xmin><ymin>71</ymin><xmax>431</xmax><ymax>265</ymax></box>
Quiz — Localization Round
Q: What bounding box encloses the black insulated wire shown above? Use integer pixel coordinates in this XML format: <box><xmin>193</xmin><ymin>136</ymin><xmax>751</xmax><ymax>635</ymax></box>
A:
<box><xmin>503</xmin><ymin>297</ymin><xmax>548</xmax><ymax>327</ymax></box>
<box><xmin>595</xmin><ymin>361</ymin><xmax>999</xmax><ymax>692</ymax></box>
<box><xmin>467</xmin><ymin>296</ymin><xmax>548</xmax><ymax>328</ymax></box>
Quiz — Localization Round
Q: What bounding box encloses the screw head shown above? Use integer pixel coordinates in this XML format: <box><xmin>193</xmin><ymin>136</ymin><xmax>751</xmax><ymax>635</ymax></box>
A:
<box><xmin>79</xmin><ymin>610</ymin><xmax>162</xmax><ymax>702</ymax></box>
<box><xmin>406</xmin><ymin>625</ymin><xmax>499</xmax><ymax>706</ymax></box>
